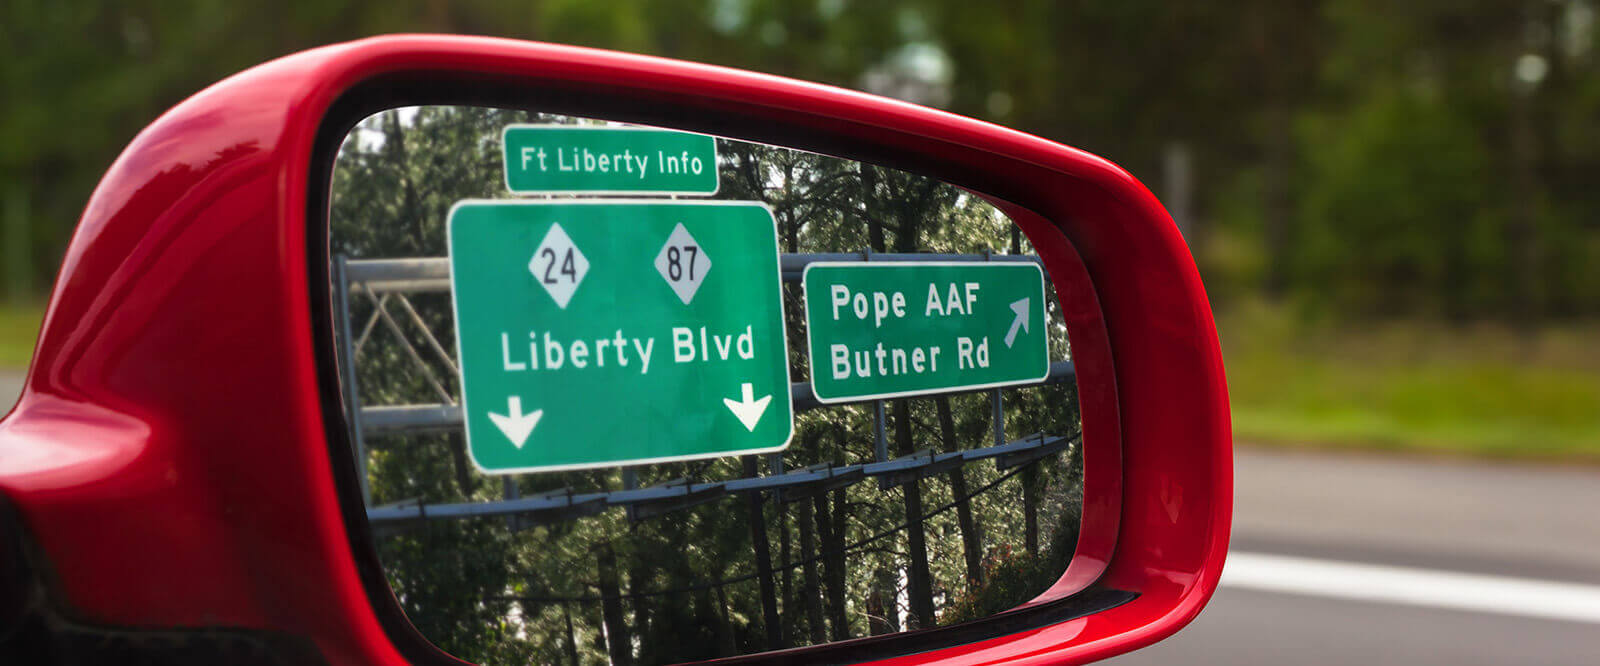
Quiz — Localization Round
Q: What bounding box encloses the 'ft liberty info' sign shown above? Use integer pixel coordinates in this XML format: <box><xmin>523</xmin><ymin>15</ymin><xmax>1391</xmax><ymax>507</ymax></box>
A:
<box><xmin>803</xmin><ymin>262</ymin><xmax>1050</xmax><ymax>402</ymax></box>
<box><xmin>502</xmin><ymin>125</ymin><xmax>719</xmax><ymax>195</ymax></box>
<box><xmin>448</xmin><ymin>200</ymin><xmax>792</xmax><ymax>473</ymax></box>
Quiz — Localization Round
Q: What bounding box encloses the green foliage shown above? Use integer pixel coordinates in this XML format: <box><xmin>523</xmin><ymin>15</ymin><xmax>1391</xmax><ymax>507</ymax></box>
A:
<box><xmin>939</xmin><ymin>545</ymin><xmax>1051</xmax><ymax>626</ymax></box>
<box><xmin>1222</xmin><ymin>300</ymin><xmax>1600</xmax><ymax>459</ymax></box>
<box><xmin>1294</xmin><ymin>92</ymin><xmax>1498</xmax><ymax>317</ymax></box>
<box><xmin>941</xmin><ymin>493</ymin><xmax>1079</xmax><ymax>625</ymax></box>
<box><xmin>7</xmin><ymin>1</ymin><xmax>1600</xmax><ymax>323</ymax></box>
<box><xmin>0</xmin><ymin>304</ymin><xmax>42</xmax><ymax>368</ymax></box>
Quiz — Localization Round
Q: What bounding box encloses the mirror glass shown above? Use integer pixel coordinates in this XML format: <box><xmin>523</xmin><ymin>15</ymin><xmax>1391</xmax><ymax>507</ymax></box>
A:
<box><xmin>327</xmin><ymin>106</ymin><xmax>1084</xmax><ymax>664</ymax></box>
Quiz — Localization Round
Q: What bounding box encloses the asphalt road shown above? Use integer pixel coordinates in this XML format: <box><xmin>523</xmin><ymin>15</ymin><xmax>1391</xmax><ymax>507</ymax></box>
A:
<box><xmin>1108</xmin><ymin>448</ymin><xmax>1600</xmax><ymax>665</ymax></box>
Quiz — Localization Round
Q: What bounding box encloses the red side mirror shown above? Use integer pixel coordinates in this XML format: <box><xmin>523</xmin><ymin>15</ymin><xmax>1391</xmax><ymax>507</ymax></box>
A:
<box><xmin>0</xmin><ymin>36</ymin><xmax>1230</xmax><ymax>665</ymax></box>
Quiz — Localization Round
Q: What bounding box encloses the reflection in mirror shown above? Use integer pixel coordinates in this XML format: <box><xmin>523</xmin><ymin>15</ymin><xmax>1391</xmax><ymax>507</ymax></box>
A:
<box><xmin>328</xmin><ymin>106</ymin><xmax>1083</xmax><ymax>664</ymax></box>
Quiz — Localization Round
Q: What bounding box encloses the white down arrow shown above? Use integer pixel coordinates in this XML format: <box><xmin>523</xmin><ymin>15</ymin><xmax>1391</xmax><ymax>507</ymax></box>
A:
<box><xmin>488</xmin><ymin>396</ymin><xmax>543</xmax><ymax>449</ymax></box>
<box><xmin>723</xmin><ymin>383</ymin><xmax>772</xmax><ymax>432</ymax></box>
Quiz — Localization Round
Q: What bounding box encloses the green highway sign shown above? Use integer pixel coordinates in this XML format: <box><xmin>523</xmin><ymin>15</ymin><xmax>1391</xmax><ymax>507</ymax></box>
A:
<box><xmin>502</xmin><ymin>125</ymin><xmax>719</xmax><ymax>195</ymax></box>
<box><xmin>448</xmin><ymin>200</ymin><xmax>792</xmax><ymax>473</ymax></box>
<box><xmin>803</xmin><ymin>262</ymin><xmax>1050</xmax><ymax>402</ymax></box>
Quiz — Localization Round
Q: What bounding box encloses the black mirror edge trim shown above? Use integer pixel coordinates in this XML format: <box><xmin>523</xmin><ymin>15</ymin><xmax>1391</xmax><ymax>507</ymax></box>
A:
<box><xmin>305</xmin><ymin>70</ymin><xmax>1129</xmax><ymax>666</ymax></box>
<box><xmin>703</xmin><ymin>587</ymin><xmax>1137</xmax><ymax>666</ymax></box>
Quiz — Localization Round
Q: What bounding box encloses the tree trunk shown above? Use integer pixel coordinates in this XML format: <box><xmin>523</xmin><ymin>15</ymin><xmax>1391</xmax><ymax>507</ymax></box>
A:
<box><xmin>447</xmin><ymin>432</ymin><xmax>473</xmax><ymax>497</ymax></box>
<box><xmin>862</xmin><ymin>164</ymin><xmax>885</xmax><ymax>253</ymax></box>
<box><xmin>597</xmin><ymin>543</ymin><xmax>634</xmax><ymax>666</ymax></box>
<box><xmin>817</xmin><ymin>491</ymin><xmax>850</xmax><ymax>640</ymax></box>
<box><xmin>627</xmin><ymin>553</ymin><xmax>651</xmax><ymax>649</ymax></box>
<box><xmin>743</xmin><ymin>456</ymin><xmax>784</xmax><ymax>649</ymax></box>
<box><xmin>1508</xmin><ymin>69</ymin><xmax>1541</xmax><ymax>328</ymax></box>
<box><xmin>1262</xmin><ymin>103</ymin><xmax>1294</xmax><ymax>300</ymax></box>
<box><xmin>1023</xmin><ymin>464</ymin><xmax>1040</xmax><ymax>556</ymax></box>
<box><xmin>711</xmin><ymin>585</ymin><xmax>737</xmax><ymax>657</ymax></box>
<box><xmin>785</xmin><ymin>207</ymin><xmax>801</xmax><ymax>254</ymax></box>
<box><xmin>895</xmin><ymin>399</ymin><xmax>935</xmax><ymax>629</ymax></box>
<box><xmin>562</xmin><ymin>602</ymin><xmax>580</xmax><ymax>666</ymax></box>
<box><xmin>867</xmin><ymin>567</ymin><xmax>898</xmax><ymax>635</ymax></box>
<box><xmin>777</xmin><ymin>508</ymin><xmax>793</xmax><ymax>644</ymax></box>
<box><xmin>937</xmin><ymin>398</ymin><xmax>984</xmax><ymax>585</ymax></box>
<box><xmin>589</xmin><ymin>600</ymin><xmax>608</xmax><ymax>660</ymax></box>
<box><xmin>798</xmin><ymin>499</ymin><xmax>827</xmax><ymax>645</ymax></box>
<box><xmin>1163</xmin><ymin>141</ymin><xmax>1194</xmax><ymax>240</ymax></box>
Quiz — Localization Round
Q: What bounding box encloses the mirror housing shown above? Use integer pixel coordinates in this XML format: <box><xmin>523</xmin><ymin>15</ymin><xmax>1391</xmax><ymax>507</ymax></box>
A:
<box><xmin>0</xmin><ymin>35</ymin><xmax>1230</xmax><ymax>664</ymax></box>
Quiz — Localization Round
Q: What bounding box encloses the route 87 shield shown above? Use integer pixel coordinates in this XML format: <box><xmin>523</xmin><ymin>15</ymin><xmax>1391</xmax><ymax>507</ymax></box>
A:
<box><xmin>447</xmin><ymin>200</ymin><xmax>793</xmax><ymax>473</ymax></box>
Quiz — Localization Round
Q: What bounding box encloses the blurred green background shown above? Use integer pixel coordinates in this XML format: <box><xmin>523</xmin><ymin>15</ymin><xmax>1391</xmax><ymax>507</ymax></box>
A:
<box><xmin>3</xmin><ymin>0</ymin><xmax>1597</xmax><ymax>459</ymax></box>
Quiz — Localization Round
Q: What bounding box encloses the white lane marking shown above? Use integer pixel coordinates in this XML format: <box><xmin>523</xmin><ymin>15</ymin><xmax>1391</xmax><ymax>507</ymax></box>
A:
<box><xmin>1222</xmin><ymin>552</ymin><xmax>1600</xmax><ymax>624</ymax></box>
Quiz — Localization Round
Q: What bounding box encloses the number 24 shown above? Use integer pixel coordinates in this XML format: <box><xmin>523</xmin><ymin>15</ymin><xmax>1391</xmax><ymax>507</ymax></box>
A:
<box><xmin>539</xmin><ymin>247</ymin><xmax>578</xmax><ymax>284</ymax></box>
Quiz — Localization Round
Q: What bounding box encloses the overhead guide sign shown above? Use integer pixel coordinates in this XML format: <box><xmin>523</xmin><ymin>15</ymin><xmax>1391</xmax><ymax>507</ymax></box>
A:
<box><xmin>502</xmin><ymin>125</ymin><xmax>719</xmax><ymax>195</ymax></box>
<box><xmin>803</xmin><ymin>262</ymin><xmax>1050</xmax><ymax>402</ymax></box>
<box><xmin>449</xmin><ymin>200</ymin><xmax>792</xmax><ymax>473</ymax></box>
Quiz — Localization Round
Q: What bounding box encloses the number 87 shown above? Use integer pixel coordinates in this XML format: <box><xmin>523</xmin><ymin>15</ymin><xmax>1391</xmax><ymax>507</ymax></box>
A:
<box><xmin>666</xmin><ymin>244</ymin><xmax>699</xmax><ymax>281</ymax></box>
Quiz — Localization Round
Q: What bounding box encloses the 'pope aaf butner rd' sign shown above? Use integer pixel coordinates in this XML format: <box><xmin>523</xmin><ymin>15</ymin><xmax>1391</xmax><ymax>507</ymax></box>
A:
<box><xmin>802</xmin><ymin>262</ymin><xmax>1050</xmax><ymax>403</ymax></box>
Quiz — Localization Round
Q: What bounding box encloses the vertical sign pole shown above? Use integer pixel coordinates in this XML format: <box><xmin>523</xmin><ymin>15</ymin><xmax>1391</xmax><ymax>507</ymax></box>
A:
<box><xmin>991</xmin><ymin>389</ymin><xmax>1005</xmax><ymax>447</ymax></box>
<box><xmin>334</xmin><ymin>255</ymin><xmax>372</xmax><ymax>507</ymax></box>
<box><xmin>502</xmin><ymin>477</ymin><xmax>520</xmax><ymax>530</ymax></box>
<box><xmin>621</xmin><ymin>467</ymin><xmax>640</xmax><ymax>523</ymax></box>
<box><xmin>874</xmin><ymin>401</ymin><xmax>888</xmax><ymax>463</ymax></box>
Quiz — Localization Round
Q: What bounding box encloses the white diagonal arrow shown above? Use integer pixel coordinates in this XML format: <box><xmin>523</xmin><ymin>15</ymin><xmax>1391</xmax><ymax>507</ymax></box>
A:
<box><xmin>1004</xmin><ymin>297</ymin><xmax>1031</xmax><ymax>348</ymax></box>
<box><xmin>487</xmin><ymin>396</ymin><xmax>543</xmax><ymax>449</ymax></box>
<box><xmin>723</xmin><ymin>383</ymin><xmax>772</xmax><ymax>432</ymax></box>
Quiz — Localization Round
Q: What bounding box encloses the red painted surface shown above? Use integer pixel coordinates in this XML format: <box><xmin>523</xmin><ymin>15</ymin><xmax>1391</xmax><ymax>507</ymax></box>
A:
<box><xmin>0</xmin><ymin>36</ymin><xmax>1231</xmax><ymax>665</ymax></box>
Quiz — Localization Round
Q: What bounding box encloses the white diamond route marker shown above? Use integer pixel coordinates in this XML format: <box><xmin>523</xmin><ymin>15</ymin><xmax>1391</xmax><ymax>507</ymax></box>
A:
<box><xmin>528</xmin><ymin>222</ymin><xmax>588</xmax><ymax>309</ymax></box>
<box><xmin>654</xmin><ymin>222</ymin><xmax>712</xmax><ymax>305</ymax></box>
